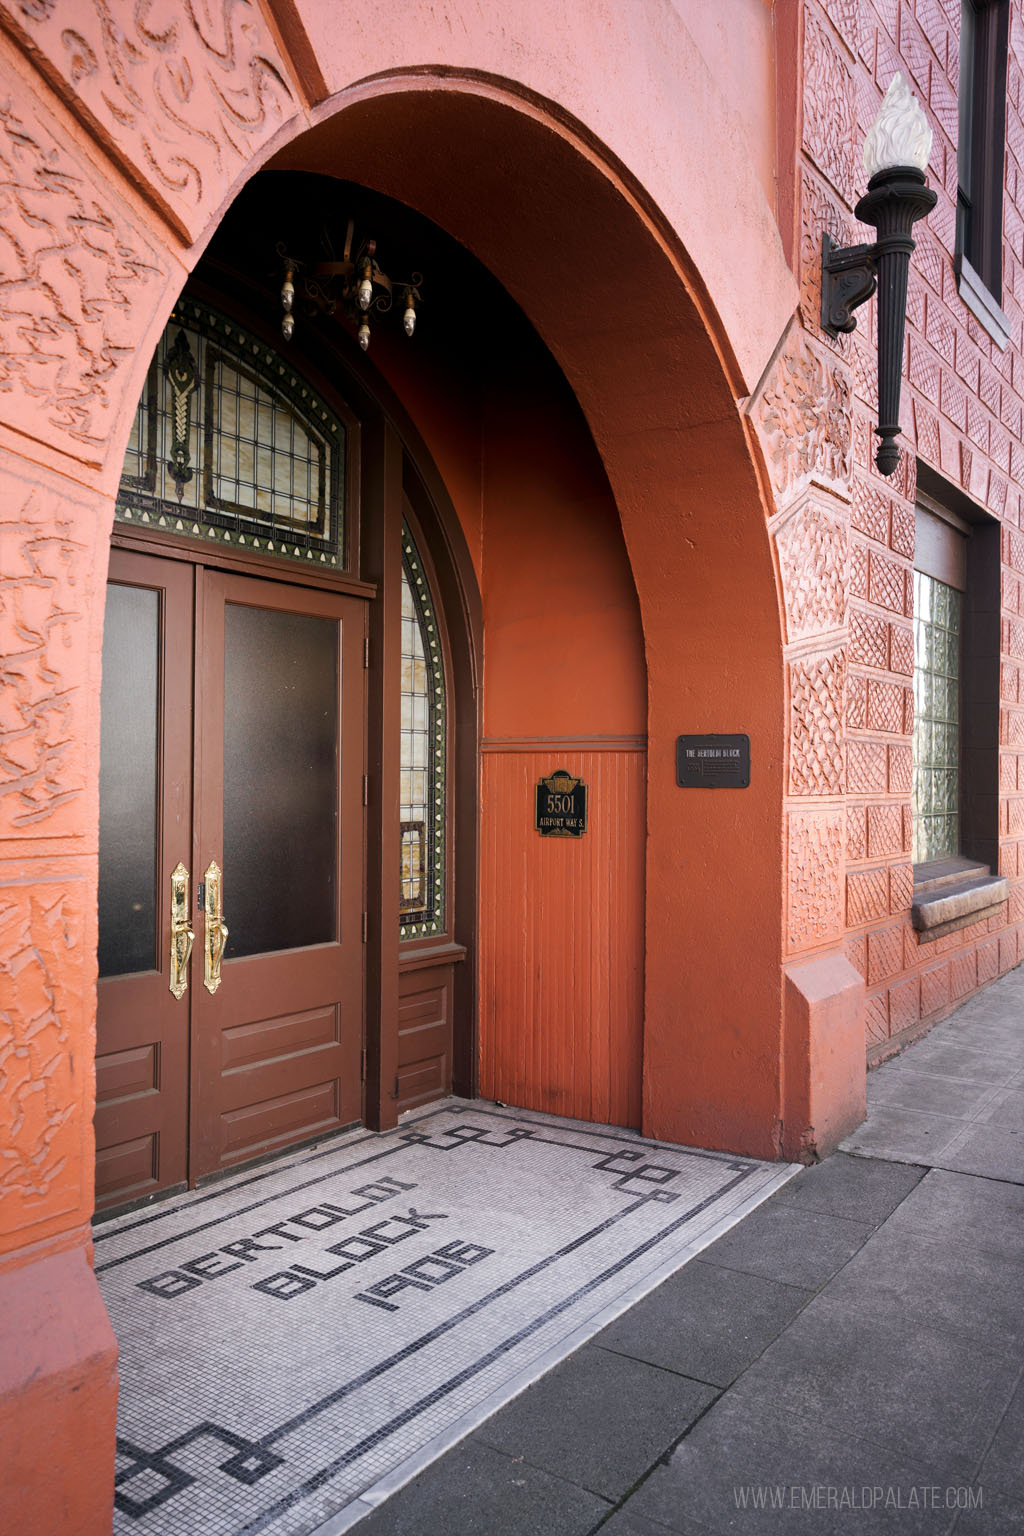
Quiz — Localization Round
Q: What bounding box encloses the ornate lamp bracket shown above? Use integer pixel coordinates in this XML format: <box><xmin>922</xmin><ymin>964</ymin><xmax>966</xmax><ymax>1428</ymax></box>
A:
<box><xmin>820</xmin><ymin>233</ymin><xmax>878</xmax><ymax>336</ymax></box>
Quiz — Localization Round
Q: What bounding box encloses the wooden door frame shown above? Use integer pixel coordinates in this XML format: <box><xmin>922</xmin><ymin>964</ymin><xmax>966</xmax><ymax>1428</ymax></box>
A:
<box><xmin>106</xmin><ymin>269</ymin><xmax>483</xmax><ymax>1148</ymax></box>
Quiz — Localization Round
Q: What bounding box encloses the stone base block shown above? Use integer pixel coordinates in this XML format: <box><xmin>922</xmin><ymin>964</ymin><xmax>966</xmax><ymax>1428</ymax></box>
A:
<box><xmin>783</xmin><ymin>953</ymin><xmax>866</xmax><ymax>1161</ymax></box>
<box><xmin>0</xmin><ymin>1241</ymin><xmax>118</xmax><ymax>1536</ymax></box>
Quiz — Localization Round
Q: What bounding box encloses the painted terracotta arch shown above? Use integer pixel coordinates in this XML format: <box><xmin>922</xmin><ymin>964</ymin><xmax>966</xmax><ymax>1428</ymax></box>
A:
<box><xmin>0</xmin><ymin>13</ymin><xmax>804</xmax><ymax>1531</ymax></box>
<box><xmin>264</xmin><ymin>79</ymin><xmax>790</xmax><ymax>1154</ymax></box>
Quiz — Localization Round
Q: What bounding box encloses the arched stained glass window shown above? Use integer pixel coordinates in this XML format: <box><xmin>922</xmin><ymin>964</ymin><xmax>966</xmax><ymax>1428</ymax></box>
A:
<box><xmin>117</xmin><ymin>297</ymin><xmax>345</xmax><ymax>569</ymax></box>
<box><xmin>400</xmin><ymin>524</ymin><xmax>447</xmax><ymax>937</ymax></box>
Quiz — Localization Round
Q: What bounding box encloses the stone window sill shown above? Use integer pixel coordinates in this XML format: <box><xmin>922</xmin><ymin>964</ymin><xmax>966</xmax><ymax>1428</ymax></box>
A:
<box><xmin>954</xmin><ymin>255</ymin><xmax>1011</xmax><ymax>352</ymax></box>
<box><xmin>911</xmin><ymin>856</ymin><xmax>1009</xmax><ymax>943</ymax></box>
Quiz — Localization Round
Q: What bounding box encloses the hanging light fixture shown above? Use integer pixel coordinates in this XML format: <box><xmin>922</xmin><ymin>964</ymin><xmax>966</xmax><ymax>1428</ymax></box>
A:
<box><xmin>276</xmin><ymin>219</ymin><xmax>422</xmax><ymax>351</ymax></box>
<box><xmin>820</xmin><ymin>74</ymin><xmax>937</xmax><ymax>476</ymax></box>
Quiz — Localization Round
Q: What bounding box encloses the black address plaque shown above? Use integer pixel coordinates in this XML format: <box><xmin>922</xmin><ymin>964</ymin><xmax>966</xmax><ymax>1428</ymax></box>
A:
<box><xmin>536</xmin><ymin>769</ymin><xmax>587</xmax><ymax>837</ymax></box>
<box><xmin>676</xmin><ymin>734</ymin><xmax>750</xmax><ymax>788</ymax></box>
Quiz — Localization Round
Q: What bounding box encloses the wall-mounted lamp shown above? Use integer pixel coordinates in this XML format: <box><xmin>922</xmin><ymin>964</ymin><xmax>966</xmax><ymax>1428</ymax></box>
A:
<box><xmin>277</xmin><ymin>219</ymin><xmax>422</xmax><ymax>351</ymax></box>
<box><xmin>821</xmin><ymin>75</ymin><xmax>937</xmax><ymax>476</ymax></box>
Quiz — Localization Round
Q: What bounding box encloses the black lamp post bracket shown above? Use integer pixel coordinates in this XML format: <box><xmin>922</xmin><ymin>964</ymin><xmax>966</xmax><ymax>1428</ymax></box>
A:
<box><xmin>820</xmin><ymin>234</ymin><xmax>877</xmax><ymax>336</ymax></box>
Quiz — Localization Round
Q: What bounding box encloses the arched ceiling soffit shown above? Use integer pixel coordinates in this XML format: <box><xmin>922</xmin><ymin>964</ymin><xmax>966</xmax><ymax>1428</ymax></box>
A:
<box><xmin>290</xmin><ymin>1</ymin><xmax>800</xmax><ymax>400</ymax></box>
<box><xmin>268</xmin><ymin>86</ymin><xmax>786</xmax><ymax>677</ymax></box>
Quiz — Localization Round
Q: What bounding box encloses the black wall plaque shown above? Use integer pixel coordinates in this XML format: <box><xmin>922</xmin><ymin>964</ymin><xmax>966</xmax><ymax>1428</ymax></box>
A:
<box><xmin>676</xmin><ymin>734</ymin><xmax>750</xmax><ymax>788</ymax></box>
<box><xmin>535</xmin><ymin>769</ymin><xmax>587</xmax><ymax>837</ymax></box>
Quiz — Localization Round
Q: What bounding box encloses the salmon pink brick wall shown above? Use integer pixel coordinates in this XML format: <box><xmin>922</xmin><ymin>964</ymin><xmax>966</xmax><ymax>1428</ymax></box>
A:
<box><xmin>794</xmin><ymin>0</ymin><xmax>1024</xmax><ymax>1059</ymax></box>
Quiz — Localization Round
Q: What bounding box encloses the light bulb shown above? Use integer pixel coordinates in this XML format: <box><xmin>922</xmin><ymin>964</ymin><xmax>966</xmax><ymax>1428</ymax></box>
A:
<box><xmin>357</xmin><ymin>271</ymin><xmax>373</xmax><ymax>311</ymax></box>
<box><xmin>281</xmin><ymin>269</ymin><xmax>294</xmax><ymax>314</ymax></box>
<box><xmin>403</xmin><ymin>296</ymin><xmax>416</xmax><ymax>337</ymax></box>
<box><xmin>358</xmin><ymin>319</ymin><xmax>370</xmax><ymax>351</ymax></box>
<box><xmin>281</xmin><ymin>313</ymin><xmax>294</xmax><ymax>341</ymax></box>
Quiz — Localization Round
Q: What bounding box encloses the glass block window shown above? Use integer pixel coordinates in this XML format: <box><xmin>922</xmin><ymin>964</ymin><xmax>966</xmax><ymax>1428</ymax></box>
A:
<box><xmin>117</xmin><ymin>297</ymin><xmax>344</xmax><ymax>569</ymax></box>
<box><xmin>400</xmin><ymin>525</ymin><xmax>446</xmax><ymax>937</ymax></box>
<box><xmin>912</xmin><ymin>570</ymin><xmax>962</xmax><ymax>863</ymax></box>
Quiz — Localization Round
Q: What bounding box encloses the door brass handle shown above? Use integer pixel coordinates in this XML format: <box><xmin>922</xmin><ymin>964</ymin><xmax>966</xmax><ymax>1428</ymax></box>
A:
<box><xmin>169</xmin><ymin>862</ymin><xmax>194</xmax><ymax>1000</ymax></box>
<box><xmin>203</xmin><ymin>859</ymin><xmax>229</xmax><ymax>995</ymax></box>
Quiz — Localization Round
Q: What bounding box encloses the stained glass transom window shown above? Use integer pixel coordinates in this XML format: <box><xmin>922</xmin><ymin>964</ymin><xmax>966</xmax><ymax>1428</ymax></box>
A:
<box><xmin>400</xmin><ymin>526</ymin><xmax>446</xmax><ymax>937</ymax></box>
<box><xmin>912</xmin><ymin>570</ymin><xmax>962</xmax><ymax>863</ymax></box>
<box><xmin>117</xmin><ymin>297</ymin><xmax>344</xmax><ymax>568</ymax></box>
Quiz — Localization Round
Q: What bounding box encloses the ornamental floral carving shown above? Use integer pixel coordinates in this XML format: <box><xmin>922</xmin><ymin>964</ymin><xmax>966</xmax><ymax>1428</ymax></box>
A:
<box><xmin>0</xmin><ymin>84</ymin><xmax>165</xmax><ymax>457</ymax></box>
<box><xmin>0</xmin><ymin>0</ymin><xmax>298</xmax><ymax>239</ymax></box>
<box><xmin>787</xmin><ymin>808</ymin><xmax>844</xmax><ymax>952</ymax></box>
<box><xmin>0</xmin><ymin>484</ymin><xmax>95</xmax><ymax>836</ymax></box>
<box><xmin>0</xmin><ymin>875</ymin><xmax>87</xmax><ymax>1236</ymax></box>
<box><xmin>754</xmin><ymin>329</ymin><xmax>853</xmax><ymax>501</ymax></box>
<box><xmin>802</xmin><ymin>11</ymin><xmax>857</xmax><ymax>207</ymax></box>
<box><xmin>774</xmin><ymin>492</ymin><xmax>848</xmax><ymax>641</ymax></box>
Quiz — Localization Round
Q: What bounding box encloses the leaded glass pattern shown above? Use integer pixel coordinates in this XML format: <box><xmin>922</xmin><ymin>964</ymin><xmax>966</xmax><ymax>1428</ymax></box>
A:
<box><xmin>912</xmin><ymin>570</ymin><xmax>962</xmax><ymax>863</ymax></box>
<box><xmin>117</xmin><ymin>297</ymin><xmax>344</xmax><ymax>569</ymax></box>
<box><xmin>400</xmin><ymin>526</ymin><xmax>446</xmax><ymax>937</ymax></box>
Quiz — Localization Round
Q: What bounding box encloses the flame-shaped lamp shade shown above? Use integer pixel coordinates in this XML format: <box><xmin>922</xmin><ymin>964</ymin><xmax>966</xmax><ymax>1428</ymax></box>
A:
<box><xmin>863</xmin><ymin>73</ymin><xmax>933</xmax><ymax>177</ymax></box>
<box><xmin>821</xmin><ymin>74</ymin><xmax>937</xmax><ymax>476</ymax></box>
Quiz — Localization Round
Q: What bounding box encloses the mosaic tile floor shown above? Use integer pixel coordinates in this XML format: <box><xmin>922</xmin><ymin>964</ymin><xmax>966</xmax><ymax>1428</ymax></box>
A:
<box><xmin>95</xmin><ymin>1100</ymin><xmax>798</xmax><ymax>1536</ymax></box>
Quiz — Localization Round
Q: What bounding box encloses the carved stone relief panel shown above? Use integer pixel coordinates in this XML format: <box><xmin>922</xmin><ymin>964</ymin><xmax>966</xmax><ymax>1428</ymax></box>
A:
<box><xmin>802</xmin><ymin>10</ymin><xmax>858</xmax><ymax>208</ymax></box>
<box><xmin>0</xmin><ymin>0</ymin><xmax>299</xmax><ymax>241</ymax></box>
<box><xmin>752</xmin><ymin>326</ymin><xmax>853</xmax><ymax>504</ymax></box>
<box><xmin>774</xmin><ymin>490</ymin><xmax>848</xmax><ymax>642</ymax></box>
<box><xmin>0</xmin><ymin>472</ymin><xmax>107</xmax><ymax>841</ymax></box>
<box><xmin>0</xmin><ymin>858</ymin><xmax>94</xmax><ymax>1247</ymax></box>
<box><xmin>787</xmin><ymin>808</ymin><xmax>844</xmax><ymax>952</ymax></box>
<box><xmin>0</xmin><ymin>77</ymin><xmax>167</xmax><ymax>463</ymax></box>
<box><xmin>789</xmin><ymin>649</ymin><xmax>845</xmax><ymax>796</ymax></box>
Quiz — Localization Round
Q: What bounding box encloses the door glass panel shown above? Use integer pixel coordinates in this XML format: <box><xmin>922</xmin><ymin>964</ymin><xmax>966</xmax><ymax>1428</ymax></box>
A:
<box><xmin>223</xmin><ymin>605</ymin><xmax>338</xmax><ymax>958</ymax></box>
<box><xmin>98</xmin><ymin>585</ymin><xmax>160</xmax><ymax>976</ymax></box>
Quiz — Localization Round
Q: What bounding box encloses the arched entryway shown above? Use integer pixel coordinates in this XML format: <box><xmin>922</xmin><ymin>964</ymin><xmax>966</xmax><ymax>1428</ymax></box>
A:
<box><xmin>94</xmin><ymin>164</ymin><xmax>657</xmax><ymax>1206</ymax></box>
<box><xmin>94</xmin><ymin>197</ymin><xmax>490</xmax><ymax>1207</ymax></box>
<box><xmin>0</xmin><ymin>18</ymin><xmax>799</xmax><ymax>1525</ymax></box>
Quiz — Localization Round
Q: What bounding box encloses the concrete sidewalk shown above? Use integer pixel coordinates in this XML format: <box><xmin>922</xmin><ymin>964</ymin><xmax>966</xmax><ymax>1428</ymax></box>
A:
<box><xmin>351</xmin><ymin>970</ymin><xmax>1024</xmax><ymax>1536</ymax></box>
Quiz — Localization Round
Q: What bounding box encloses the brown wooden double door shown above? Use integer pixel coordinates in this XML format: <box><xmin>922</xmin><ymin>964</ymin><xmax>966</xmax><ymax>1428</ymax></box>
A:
<box><xmin>95</xmin><ymin>549</ymin><xmax>366</xmax><ymax>1210</ymax></box>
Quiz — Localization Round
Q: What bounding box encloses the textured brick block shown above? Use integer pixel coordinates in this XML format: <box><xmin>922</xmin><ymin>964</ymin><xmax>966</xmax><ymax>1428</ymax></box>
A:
<box><xmin>850</xmin><ymin>543</ymin><xmax>871</xmax><ymax>600</ymax></box>
<box><xmin>888</xmin><ymin>743</ymin><xmax>913</xmax><ymax>794</ymax></box>
<box><xmin>848</xmin><ymin>673</ymin><xmax>868</xmax><ymax>729</ymax></box>
<box><xmin>889</xmin><ymin>862</ymin><xmax>914</xmax><ymax>912</ymax></box>
<box><xmin>846</xmin><ymin>933</ymin><xmax>867</xmax><ymax>977</ymax></box>
<box><xmin>865</xmin><ymin>989</ymin><xmax>889</xmax><ymax>1045</ymax></box>
<box><xmin>851</xmin><ymin>481</ymin><xmax>890</xmax><ymax>544</ymax></box>
<box><xmin>848</xmin><ymin>739</ymin><xmax>888</xmax><ymax>793</ymax></box>
<box><xmin>977</xmin><ymin>939</ymin><xmax>1000</xmax><ymax>984</ymax></box>
<box><xmin>847</xmin><ymin>805</ymin><xmax>869</xmax><ymax>859</ymax></box>
<box><xmin>921</xmin><ymin>962</ymin><xmax>951</xmax><ymax>1016</ymax></box>
<box><xmin>847</xmin><ymin>866</ymin><xmax>890</xmax><ymax>925</ymax></box>
<box><xmin>850</xmin><ymin>607</ymin><xmax>889</xmax><ymax>667</ymax></box>
<box><xmin>867</xmin><ymin>802</ymin><xmax>903</xmax><ymax>856</ymax></box>
<box><xmin>950</xmin><ymin>949</ymin><xmax>978</xmax><ymax>998</ymax></box>
<box><xmin>869</xmin><ymin>552</ymin><xmax>910</xmax><ymax>613</ymax></box>
<box><xmin>868</xmin><ymin>923</ymin><xmax>904</xmax><ymax>983</ymax></box>
<box><xmin>889</xmin><ymin>622</ymin><xmax>914</xmax><ymax>674</ymax></box>
<box><xmin>888</xmin><ymin>974</ymin><xmax>921</xmax><ymax>1033</ymax></box>
<box><xmin>868</xmin><ymin>679</ymin><xmax>906</xmax><ymax>733</ymax></box>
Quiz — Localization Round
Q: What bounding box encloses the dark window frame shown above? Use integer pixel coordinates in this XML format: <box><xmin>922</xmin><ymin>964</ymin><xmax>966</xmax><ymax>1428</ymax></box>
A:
<box><xmin>955</xmin><ymin>0</ymin><xmax>1011</xmax><ymax>346</ymax></box>
<box><xmin>913</xmin><ymin>468</ymin><xmax>1001</xmax><ymax>880</ymax></box>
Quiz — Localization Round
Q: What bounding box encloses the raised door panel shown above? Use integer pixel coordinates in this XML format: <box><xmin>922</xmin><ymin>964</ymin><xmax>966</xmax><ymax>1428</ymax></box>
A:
<box><xmin>94</xmin><ymin>551</ymin><xmax>194</xmax><ymax>1209</ymax></box>
<box><xmin>189</xmin><ymin>571</ymin><xmax>366</xmax><ymax>1179</ymax></box>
